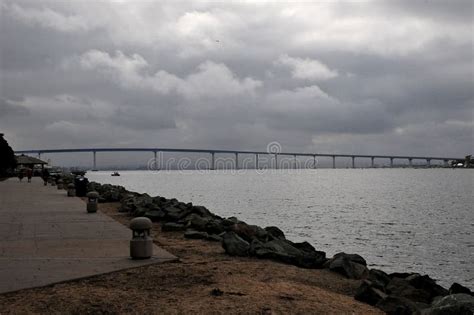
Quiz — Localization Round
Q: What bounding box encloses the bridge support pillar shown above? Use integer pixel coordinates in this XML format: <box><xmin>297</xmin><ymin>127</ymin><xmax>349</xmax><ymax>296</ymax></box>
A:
<box><xmin>255</xmin><ymin>154</ymin><xmax>258</xmax><ymax>169</ymax></box>
<box><xmin>211</xmin><ymin>152</ymin><xmax>215</xmax><ymax>170</ymax></box>
<box><xmin>38</xmin><ymin>152</ymin><xmax>41</xmax><ymax>159</ymax></box>
<box><xmin>153</xmin><ymin>151</ymin><xmax>158</xmax><ymax>170</ymax></box>
<box><xmin>235</xmin><ymin>153</ymin><xmax>239</xmax><ymax>169</ymax></box>
<box><xmin>426</xmin><ymin>159</ymin><xmax>431</xmax><ymax>167</ymax></box>
<box><xmin>351</xmin><ymin>156</ymin><xmax>355</xmax><ymax>168</ymax></box>
<box><xmin>313</xmin><ymin>155</ymin><xmax>317</xmax><ymax>169</ymax></box>
<box><xmin>390</xmin><ymin>157</ymin><xmax>394</xmax><ymax>168</ymax></box>
<box><xmin>444</xmin><ymin>160</ymin><xmax>449</xmax><ymax>167</ymax></box>
<box><xmin>275</xmin><ymin>154</ymin><xmax>278</xmax><ymax>169</ymax></box>
<box><xmin>409</xmin><ymin>158</ymin><xmax>413</xmax><ymax>167</ymax></box>
<box><xmin>371</xmin><ymin>157</ymin><xmax>375</xmax><ymax>168</ymax></box>
<box><xmin>294</xmin><ymin>155</ymin><xmax>297</xmax><ymax>169</ymax></box>
<box><xmin>93</xmin><ymin>151</ymin><xmax>97</xmax><ymax>170</ymax></box>
<box><xmin>332</xmin><ymin>156</ymin><xmax>336</xmax><ymax>169</ymax></box>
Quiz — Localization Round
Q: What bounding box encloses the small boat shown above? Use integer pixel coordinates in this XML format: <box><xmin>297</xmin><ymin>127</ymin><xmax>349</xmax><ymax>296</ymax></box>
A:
<box><xmin>111</xmin><ymin>171</ymin><xmax>120</xmax><ymax>176</ymax></box>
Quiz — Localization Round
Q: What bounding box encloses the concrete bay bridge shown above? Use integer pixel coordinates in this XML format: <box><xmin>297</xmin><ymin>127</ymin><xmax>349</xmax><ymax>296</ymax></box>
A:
<box><xmin>14</xmin><ymin>147</ymin><xmax>463</xmax><ymax>170</ymax></box>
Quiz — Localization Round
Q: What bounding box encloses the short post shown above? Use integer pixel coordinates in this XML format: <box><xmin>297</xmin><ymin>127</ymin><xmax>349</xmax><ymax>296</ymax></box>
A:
<box><xmin>57</xmin><ymin>179</ymin><xmax>63</xmax><ymax>190</ymax></box>
<box><xmin>86</xmin><ymin>191</ymin><xmax>99</xmax><ymax>213</ymax></box>
<box><xmin>67</xmin><ymin>183</ymin><xmax>75</xmax><ymax>197</ymax></box>
<box><xmin>130</xmin><ymin>217</ymin><xmax>153</xmax><ymax>259</ymax></box>
<box><xmin>332</xmin><ymin>156</ymin><xmax>336</xmax><ymax>169</ymax></box>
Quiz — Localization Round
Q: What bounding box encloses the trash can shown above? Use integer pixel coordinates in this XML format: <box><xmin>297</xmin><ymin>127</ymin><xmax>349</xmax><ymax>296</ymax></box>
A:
<box><xmin>74</xmin><ymin>176</ymin><xmax>89</xmax><ymax>197</ymax></box>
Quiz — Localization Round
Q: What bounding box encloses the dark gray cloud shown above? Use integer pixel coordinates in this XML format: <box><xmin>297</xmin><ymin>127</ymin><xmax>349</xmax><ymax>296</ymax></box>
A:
<box><xmin>0</xmin><ymin>98</ymin><xmax>30</xmax><ymax>117</ymax></box>
<box><xmin>0</xmin><ymin>0</ymin><xmax>472</xmax><ymax>160</ymax></box>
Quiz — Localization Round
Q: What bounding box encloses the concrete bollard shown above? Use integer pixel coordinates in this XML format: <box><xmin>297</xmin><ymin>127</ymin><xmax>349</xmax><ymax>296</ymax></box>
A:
<box><xmin>86</xmin><ymin>191</ymin><xmax>99</xmax><ymax>213</ymax></box>
<box><xmin>57</xmin><ymin>179</ymin><xmax>63</xmax><ymax>190</ymax></box>
<box><xmin>130</xmin><ymin>217</ymin><xmax>153</xmax><ymax>259</ymax></box>
<box><xmin>67</xmin><ymin>183</ymin><xmax>75</xmax><ymax>197</ymax></box>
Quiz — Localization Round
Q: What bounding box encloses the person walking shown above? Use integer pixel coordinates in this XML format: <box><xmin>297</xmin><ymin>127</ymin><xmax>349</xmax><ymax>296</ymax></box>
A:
<box><xmin>41</xmin><ymin>168</ymin><xmax>49</xmax><ymax>186</ymax></box>
<box><xmin>26</xmin><ymin>168</ymin><xmax>33</xmax><ymax>183</ymax></box>
<box><xmin>18</xmin><ymin>169</ymin><xmax>24</xmax><ymax>182</ymax></box>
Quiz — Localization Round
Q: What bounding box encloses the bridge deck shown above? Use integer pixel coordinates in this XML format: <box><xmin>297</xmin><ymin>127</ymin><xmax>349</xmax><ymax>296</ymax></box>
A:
<box><xmin>14</xmin><ymin>147</ymin><xmax>462</xmax><ymax>161</ymax></box>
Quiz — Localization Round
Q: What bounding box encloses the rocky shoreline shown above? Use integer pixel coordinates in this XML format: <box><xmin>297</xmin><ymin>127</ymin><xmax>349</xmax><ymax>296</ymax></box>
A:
<box><xmin>62</xmin><ymin>174</ymin><xmax>474</xmax><ymax>314</ymax></box>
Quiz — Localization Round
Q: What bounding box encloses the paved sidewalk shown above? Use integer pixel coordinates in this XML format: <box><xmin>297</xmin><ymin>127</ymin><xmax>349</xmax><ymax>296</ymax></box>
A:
<box><xmin>0</xmin><ymin>178</ymin><xmax>176</xmax><ymax>294</ymax></box>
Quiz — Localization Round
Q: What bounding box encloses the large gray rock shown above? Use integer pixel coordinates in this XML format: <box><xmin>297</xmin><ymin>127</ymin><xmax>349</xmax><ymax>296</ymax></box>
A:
<box><xmin>449</xmin><ymin>283</ymin><xmax>473</xmax><ymax>296</ymax></box>
<box><xmin>205</xmin><ymin>219</ymin><xmax>225</xmax><ymax>235</ymax></box>
<box><xmin>161</xmin><ymin>222</ymin><xmax>186</xmax><ymax>232</ymax></box>
<box><xmin>222</xmin><ymin>217</ymin><xmax>242</xmax><ymax>227</ymax></box>
<box><xmin>250</xmin><ymin>239</ymin><xmax>326</xmax><ymax>268</ymax></box>
<box><xmin>355</xmin><ymin>280</ymin><xmax>388</xmax><ymax>306</ymax></box>
<box><xmin>221</xmin><ymin>232</ymin><xmax>249</xmax><ymax>256</ymax></box>
<box><xmin>126</xmin><ymin>194</ymin><xmax>155</xmax><ymax>216</ymax></box>
<box><xmin>422</xmin><ymin>294</ymin><xmax>474</xmax><ymax>315</ymax></box>
<box><xmin>163</xmin><ymin>206</ymin><xmax>190</xmax><ymax>221</ymax></box>
<box><xmin>184</xmin><ymin>213</ymin><xmax>211</xmax><ymax>231</ymax></box>
<box><xmin>368</xmin><ymin>269</ymin><xmax>391</xmax><ymax>291</ymax></box>
<box><xmin>405</xmin><ymin>274</ymin><xmax>448</xmax><ymax>300</ymax></box>
<box><xmin>326</xmin><ymin>253</ymin><xmax>368</xmax><ymax>279</ymax></box>
<box><xmin>332</xmin><ymin>252</ymin><xmax>367</xmax><ymax>266</ymax></box>
<box><xmin>184</xmin><ymin>229</ymin><xmax>209</xmax><ymax>240</ymax></box>
<box><xmin>264</xmin><ymin>226</ymin><xmax>286</xmax><ymax>240</ymax></box>
<box><xmin>192</xmin><ymin>205</ymin><xmax>214</xmax><ymax>218</ymax></box>
<box><xmin>376</xmin><ymin>295</ymin><xmax>423</xmax><ymax>315</ymax></box>
<box><xmin>229</xmin><ymin>223</ymin><xmax>268</xmax><ymax>242</ymax></box>
<box><xmin>144</xmin><ymin>210</ymin><xmax>166</xmax><ymax>221</ymax></box>
<box><xmin>386</xmin><ymin>277</ymin><xmax>432</xmax><ymax>304</ymax></box>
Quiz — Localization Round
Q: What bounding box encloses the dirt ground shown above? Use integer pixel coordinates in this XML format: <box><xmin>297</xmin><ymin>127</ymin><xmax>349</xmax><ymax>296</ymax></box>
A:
<box><xmin>0</xmin><ymin>202</ymin><xmax>383</xmax><ymax>314</ymax></box>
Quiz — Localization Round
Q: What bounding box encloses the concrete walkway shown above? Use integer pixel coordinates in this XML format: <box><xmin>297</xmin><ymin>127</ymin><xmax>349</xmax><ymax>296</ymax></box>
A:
<box><xmin>0</xmin><ymin>178</ymin><xmax>176</xmax><ymax>294</ymax></box>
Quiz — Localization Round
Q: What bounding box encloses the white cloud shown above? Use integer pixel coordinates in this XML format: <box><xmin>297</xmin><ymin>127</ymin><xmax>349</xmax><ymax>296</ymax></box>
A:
<box><xmin>74</xmin><ymin>50</ymin><xmax>262</xmax><ymax>98</ymax></box>
<box><xmin>4</xmin><ymin>3</ymin><xmax>99</xmax><ymax>33</ymax></box>
<box><xmin>277</xmin><ymin>54</ymin><xmax>338</xmax><ymax>80</ymax></box>
<box><xmin>177</xmin><ymin>61</ymin><xmax>262</xmax><ymax>98</ymax></box>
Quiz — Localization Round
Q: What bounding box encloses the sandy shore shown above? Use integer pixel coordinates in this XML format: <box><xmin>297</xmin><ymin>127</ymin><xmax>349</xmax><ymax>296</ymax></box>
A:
<box><xmin>0</xmin><ymin>201</ymin><xmax>383</xmax><ymax>314</ymax></box>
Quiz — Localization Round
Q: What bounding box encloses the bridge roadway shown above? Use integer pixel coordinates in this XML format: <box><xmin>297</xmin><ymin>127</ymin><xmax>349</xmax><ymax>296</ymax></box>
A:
<box><xmin>14</xmin><ymin>148</ymin><xmax>463</xmax><ymax>170</ymax></box>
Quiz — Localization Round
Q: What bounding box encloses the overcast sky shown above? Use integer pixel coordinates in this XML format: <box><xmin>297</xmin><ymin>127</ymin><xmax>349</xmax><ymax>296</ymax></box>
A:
<box><xmin>1</xmin><ymin>0</ymin><xmax>473</xmax><ymax>159</ymax></box>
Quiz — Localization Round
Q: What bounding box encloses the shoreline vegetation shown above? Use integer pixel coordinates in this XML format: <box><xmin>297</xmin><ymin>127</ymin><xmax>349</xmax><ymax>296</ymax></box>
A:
<box><xmin>1</xmin><ymin>173</ymin><xmax>473</xmax><ymax>314</ymax></box>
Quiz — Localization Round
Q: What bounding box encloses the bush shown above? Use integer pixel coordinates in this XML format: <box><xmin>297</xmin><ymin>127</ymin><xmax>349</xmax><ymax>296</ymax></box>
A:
<box><xmin>0</xmin><ymin>133</ymin><xmax>17</xmax><ymax>177</ymax></box>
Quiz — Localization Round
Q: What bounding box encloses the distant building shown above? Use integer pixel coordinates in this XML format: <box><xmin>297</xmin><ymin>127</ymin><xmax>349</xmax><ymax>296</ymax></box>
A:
<box><xmin>15</xmin><ymin>154</ymin><xmax>48</xmax><ymax>170</ymax></box>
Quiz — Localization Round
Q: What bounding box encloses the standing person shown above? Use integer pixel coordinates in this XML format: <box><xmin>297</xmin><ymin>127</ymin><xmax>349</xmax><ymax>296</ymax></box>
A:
<box><xmin>41</xmin><ymin>168</ymin><xmax>49</xmax><ymax>186</ymax></box>
<box><xmin>26</xmin><ymin>168</ymin><xmax>33</xmax><ymax>183</ymax></box>
<box><xmin>18</xmin><ymin>168</ymin><xmax>24</xmax><ymax>182</ymax></box>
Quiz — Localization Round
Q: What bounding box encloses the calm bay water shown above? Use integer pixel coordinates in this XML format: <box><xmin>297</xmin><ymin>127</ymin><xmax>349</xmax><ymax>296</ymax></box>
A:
<box><xmin>88</xmin><ymin>169</ymin><xmax>473</xmax><ymax>288</ymax></box>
